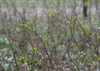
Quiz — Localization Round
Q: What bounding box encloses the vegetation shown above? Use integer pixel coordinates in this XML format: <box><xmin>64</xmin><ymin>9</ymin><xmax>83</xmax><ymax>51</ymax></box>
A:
<box><xmin>0</xmin><ymin>0</ymin><xmax>100</xmax><ymax>71</ymax></box>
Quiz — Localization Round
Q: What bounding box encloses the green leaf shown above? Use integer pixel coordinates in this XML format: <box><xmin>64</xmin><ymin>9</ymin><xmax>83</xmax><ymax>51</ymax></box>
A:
<box><xmin>97</xmin><ymin>57</ymin><xmax>100</xmax><ymax>60</ymax></box>
<box><xmin>89</xmin><ymin>57</ymin><xmax>93</xmax><ymax>63</ymax></box>
<box><xmin>68</xmin><ymin>16</ymin><xmax>72</xmax><ymax>20</ymax></box>
<box><xmin>25</xmin><ymin>24</ymin><xmax>28</xmax><ymax>27</ymax></box>
<box><xmin>83</xmin><ymin>24</ymin><xmax>89</xmax><ymax>30</ymax></box>
<box><xmin>72</xmin><ymin>16</ymin><xmax>77</xmax><ymax>21</ymax></box>
<box><xmin>28</xmin><ymin>26</ymin><xmax>31</xmax><ymax>30</ymax></box>
<box><xmin>20</xmin><ymin>24</ymin><xmax>23</xmax><ymax>26</ymax></box>
<box><xmin>84</xmin><ymin>2</ymin><xmax>87</xmax><ymax>7</ymax></box>
<box><xmin>52</xmin><ymin>42</ymin><xmax>57</xmax><ymax>46</ymax></box>
<box><xmin>27</xmin><ymin>21</ymin><xmax>30</xmax><ymax>25</ymax></box>
<box><xmin>97</xmin><ymin>36</ymin><xmax>100</xmax><ymax>40</ymax></box>
<box><xmin>38</xmin><ymin>64</ymin><xmax>43</xmax><ymax>70</ymax></box>
<box><xmin>33</xmin><ymin>60</ymin><xmax>38</xmax><ymax>64</ymax></box>
<box><xmin>82</xmin><ymin>54</ymin><xmax>88</xmax><ymax>60</ymax></box>
<box><xmin>33</xmin><ymin>47</ymin><xmax>37</xmax><ymax>51</ymax></box>
<box><xmin>16</xmin><ymin>28</ymin><xmax>21</xmax><ymax>32</ymax></box>
<box><xmin>42</xmin><ymin>36</ymin><xmax>47</xmax><ymax>41</ymax></box>
<box><xmin>67</xmin><ymin>21</ymin><xmax>71</xmax><ymax>24</ymax></box>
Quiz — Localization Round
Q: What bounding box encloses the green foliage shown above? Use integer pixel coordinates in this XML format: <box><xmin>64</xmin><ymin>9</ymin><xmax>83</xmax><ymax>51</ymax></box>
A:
<box><xmin>84</xmin><ymin>1</ymin><xmax>88</xmax><ymax>7</ymax></box>
<box><xmin>0</xmin><ymin>37</ymin><xmax>9</xmax><ymax>47</ymax></box>
<box><xmin>38</xmin><ymin>64</ymin><xmax>43</xmax><ymax>70</ymax></box>
<box><xmin>46</xmin><ymin>9</ymin><xmax>58</xmax><ymax>17</ymax></box>
<box><xmin>83</xmin><ymin>24</ymin><xmax>89</xmax><ymax>31</ymax></box>
<box><xmin>97</xmin><ymin>36</ymin><xmax>100</xmax><ymax>40</ymax></box>
<box><xmin>0</xmin><ymin>0</ymin><xmax>100</xmax><ymax>70</ymax></box>
<box><xmin>82</xmin><ymin>54</ymin><xmax>88</xmax><ymax>61</ymax></box>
